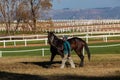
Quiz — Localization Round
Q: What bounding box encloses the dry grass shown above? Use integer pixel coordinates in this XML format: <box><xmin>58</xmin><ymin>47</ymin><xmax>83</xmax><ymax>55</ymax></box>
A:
<box><xmin>0</xmin><ymin>54</ymin><xmax>120</xmax><ymax>80</ymax></box>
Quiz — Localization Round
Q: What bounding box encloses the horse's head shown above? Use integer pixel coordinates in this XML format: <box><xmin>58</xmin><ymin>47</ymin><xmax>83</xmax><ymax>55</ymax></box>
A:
<box><xmin>48</xmin><ymin>31</ymin><xmax>64</xmax><ymax>51</ymax></box>
<box><xmin>47</xmin><ymin>32</ymin><xmax>55</xmax><ymax>45</ymax></box>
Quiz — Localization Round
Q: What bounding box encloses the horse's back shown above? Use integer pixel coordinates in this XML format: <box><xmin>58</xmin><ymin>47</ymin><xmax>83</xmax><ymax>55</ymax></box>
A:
<box><xmin>67</xmin><ymin>37</ymin><xmax>86</xmax><ymax>49</ymax></box>
<box><xmin>68</xmin><ymin>37</ymin><xmax>86</xmax><ymax>43</ymax></box>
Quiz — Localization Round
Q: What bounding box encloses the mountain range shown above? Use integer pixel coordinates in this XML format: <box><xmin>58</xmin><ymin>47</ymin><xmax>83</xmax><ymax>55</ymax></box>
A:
<box><xmin>48</xmin><ymin>6</ymin><xmax>120</xmax><ymax>19</ymax></box>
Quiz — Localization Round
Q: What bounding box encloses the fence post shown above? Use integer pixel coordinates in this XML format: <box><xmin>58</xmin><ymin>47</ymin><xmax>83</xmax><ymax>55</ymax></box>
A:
<box><xmin>45</xmin><ymin>39</ymin><xmax>47</xmax><ymax>45</ymax></box>
<box><xmin>42</xmin><ymin>48</ymin><xmax>44</xmax><ymax>56</ymax></box>
<box><xmin>14</xmin><ymin>40</ymin><xmax>16</xmax><ymax>46</ymax></box>
<box><xmin>23</xmin><ymin>34</ymin><xmax>24</xmax><ymax>40</ymax></box>
<box><xmin>86</xmin><ymin>34</ymin><xmax>88</xmax><ymax>43</ymax></box>
<box><xmin>105</xmin><ymin>36</ymin><xmax>108</xmax><ymax>42</ymax></box>
<box><xmin>25</xmin><ymin>39</ymin><xmax>27</xmax><ymax>46</ymax></box>
<box><xmin>0</xmin><ymin>51</ymin><xmax>2</xmax><ymax>58</ymax></box>
<box><xmin>103</xmin><ymin>35</ymin><xmax>108</xmax><ymax>42</ymax></box>
<box><xmin>37</xmin><ymin>35</ymin><xmax>38</xmax><ymax>39</ymax></box>
<box><xmin>10</xmin><ymin>36</ymin><xmax>12</xmax><ymax>40</ymax></box>
<box><xmin>3</xmin><ymin>40</ymin><xmax>6</xmax><ymax>48</ymax></box>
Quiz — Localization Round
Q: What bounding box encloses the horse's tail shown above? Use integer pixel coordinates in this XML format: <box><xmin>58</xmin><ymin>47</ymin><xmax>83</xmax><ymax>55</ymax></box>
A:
<box><xmin>84</xmin><ymin>42</ymin><xmax>91</xmax><ymax>61</ymax></box>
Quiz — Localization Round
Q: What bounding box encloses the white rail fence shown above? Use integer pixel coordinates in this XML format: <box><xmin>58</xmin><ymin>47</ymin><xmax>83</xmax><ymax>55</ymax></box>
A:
<box><xmin>0</xmin><ymin>19</ymin><xmax>120</xmax><ymax>33</ymax></box>
<box><xmin>0</xmin><ymin>48</ymin><xmax>49</xmax><ymax>57</ymax></box>
<box><xmin>0</xmin><ymin>34</ymin><xmax>47</xmax><ymax>40</ymax></box>
<box><xmin>80</xmin><ymin>34</ymin><xmax>120</xmax><ymax>43</ymax></box>
<box><xmin>0</xmin><ymin>34</ymin><xmax>120</xmax><ymax>48</ymax></box>
<box><xmin>0</xmin><ymin>38</ymin><xmax>48</xmax><ymax>48</ymax></box>
<box><xmin>38</xmin><ymin>19</ymin><xmax>120</xmax><ymax>33</ymax></box>
<box><xmin>0</xmin><ymin>43</ymin><xmax>120</xmax><ymax>57</ymax></box>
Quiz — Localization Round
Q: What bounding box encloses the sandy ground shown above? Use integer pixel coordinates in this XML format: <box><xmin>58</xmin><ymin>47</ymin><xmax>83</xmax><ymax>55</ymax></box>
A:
<box><xmin>0</xmin><ymin>54</ymin><xmax>120</xmax><ymax>80</ymax></box>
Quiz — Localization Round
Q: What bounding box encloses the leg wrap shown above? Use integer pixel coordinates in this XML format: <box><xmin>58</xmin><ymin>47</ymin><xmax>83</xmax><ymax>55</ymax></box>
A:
<box><xmin>68</xmin><ymin>57</ymin><xmax>75</xmax><ymax>68</ymax></box>
<box><xmin>60</xmin><ymin>54</ymin><xmax>68</xmax><ymax>68</ymax></box>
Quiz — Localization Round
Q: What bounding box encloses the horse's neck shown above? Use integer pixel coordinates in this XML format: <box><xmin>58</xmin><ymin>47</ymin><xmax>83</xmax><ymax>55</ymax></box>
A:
<box><xmin>54</xmin><ymin>36</ymin><xmax>63</xmax><ymax>42</ymax></box>
<box><xmin>53</xmin><ymin>36</ymin><xmax>63</xmax><ymax>45</ymax></box>
<box><xmin>53</xmin><ymin>36</ymin><xmax>59</xmax><ymax>44</ymax></box>
<box><xmin>53</xmin><ymin>35</ymin><xmax>59</xmax><ymax>40</ymax></box>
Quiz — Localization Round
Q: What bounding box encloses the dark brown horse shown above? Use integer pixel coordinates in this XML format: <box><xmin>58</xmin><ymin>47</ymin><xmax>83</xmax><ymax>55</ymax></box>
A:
<box><xmin>48</xmin><ymin>32</ymin><xmax>91</xmax><ymax>67</ymax></box>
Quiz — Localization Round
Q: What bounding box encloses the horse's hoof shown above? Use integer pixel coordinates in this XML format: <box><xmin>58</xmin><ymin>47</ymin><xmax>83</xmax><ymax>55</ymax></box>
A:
<box><xmin>79</xmin><ymin>64</ymin><xmax>84</xmax><ymax>67</ymax></box>
<box><xmin>79</xmin><ymin>65</ymin><xmax>84</xmax><ymax>67</ymax></box>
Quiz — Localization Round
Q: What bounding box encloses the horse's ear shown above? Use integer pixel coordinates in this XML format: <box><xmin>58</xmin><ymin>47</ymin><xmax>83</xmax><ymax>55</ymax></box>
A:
<box><xmin>47</xmin><ymin>31</ymin><xmax>55</xmax><ymax>34</ymax></box>
<box><xmin>48</xmin><ymin>31</ymin><xmax>55</xmax><ymax>34</ymax></box>
<box><xmin>47</xmin><ymin>31</ymin><xmax>53</xmax><ymax>33</ymax></box>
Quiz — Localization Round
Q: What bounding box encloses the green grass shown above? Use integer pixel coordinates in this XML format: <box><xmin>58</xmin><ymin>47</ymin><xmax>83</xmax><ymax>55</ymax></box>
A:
<box><xmin>88</xmin><ymin>42</ymin><xmax>119</xmax><ymax>46</ymax></box>
<box><xmin>108</xmin><ymin>37</ymin><xmax>120</xmax><ymax>40</ymax></box>
<box><xmin>89</xmin><ymin>46</ymin><xmax>120</xmax><ymax>54</ymax></box>
<box><xmin>87</xmin><ymin>42</ymin><xmax>120</xmax><ymax>54</ymax></box>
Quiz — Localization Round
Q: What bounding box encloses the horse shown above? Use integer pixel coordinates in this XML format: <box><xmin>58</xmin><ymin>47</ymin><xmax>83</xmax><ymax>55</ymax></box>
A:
<box><xmin>48</xmin><ymin>32</ymin><xmax>91</xmax><ymax>67</ymax></box>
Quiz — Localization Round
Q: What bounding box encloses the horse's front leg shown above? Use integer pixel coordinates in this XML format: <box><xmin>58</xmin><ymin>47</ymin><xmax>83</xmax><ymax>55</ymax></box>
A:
<box><xmin>50</xmin><ymin>53</ymin><xmax>56</xmax><ymax>62</ymax></box>
<box><xmin>50</xmin><ymin>45</ymin><xmax>57</xmax><ymax>62</ymax></box>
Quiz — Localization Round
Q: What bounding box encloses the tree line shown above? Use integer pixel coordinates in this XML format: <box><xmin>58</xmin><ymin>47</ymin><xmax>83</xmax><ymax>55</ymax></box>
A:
<box><xmin>0</xmin><ymin>0</ymin><xmax>52</xmax><ymax>35</ymax></box>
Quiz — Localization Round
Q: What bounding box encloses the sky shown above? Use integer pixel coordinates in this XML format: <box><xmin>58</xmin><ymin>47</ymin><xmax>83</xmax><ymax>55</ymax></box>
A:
<box><xmin>52</xmin><ymin>0</ymin><xmax>120</xmax><ymax>9</ymax></box>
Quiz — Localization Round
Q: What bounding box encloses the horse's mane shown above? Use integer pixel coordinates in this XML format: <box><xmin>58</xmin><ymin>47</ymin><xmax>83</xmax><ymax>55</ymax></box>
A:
<box><xmin>54</xmin><ymin>34</ymin><xmax>63</xmax><ymax>42</ymax></box>
<box><xmin>53</xmin><ymin>33</ymin><xmax>64</xmax><ymax>44</ymax></box>
<box><xmin>53</xmin><ymin>33</ymin><xmax>60</xmax><ymax>40</ymax></box>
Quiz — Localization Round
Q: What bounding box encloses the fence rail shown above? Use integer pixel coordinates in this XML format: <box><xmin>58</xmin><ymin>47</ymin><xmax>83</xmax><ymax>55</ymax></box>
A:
<box><xmin>0</xmin><ymin>34</ymin><xmax>47</xmax><ymax>40</ymax></box>
<box><xmin>0</xmin><ymin>19</ymin><xmax>120</xmax><ymax>32</ymax></box>
<box><xmin>0</xmin><ymin>43</ymin><xmax>120</xmax><ymax>57</ymax></box>
<box><xmin>0</xmin><ymin>48</ymin><xmax>49</xmax><ymax>57</ymax></box>
<box><xmin>0</xmin><ymin>38</ymin><xmax>48</xmax><ymax>48</ymax></box>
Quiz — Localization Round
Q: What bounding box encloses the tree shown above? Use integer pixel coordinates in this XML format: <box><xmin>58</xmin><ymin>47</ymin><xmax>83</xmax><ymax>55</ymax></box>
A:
<box><xmin>0</xmin><ymin>0</ymin><xmax>19</xmax><ymax>35</ymax></box>
<box><xmin>25</xmin><ymin>0</ymin><xmax>52</xmax><ymax>33</ymax></box>
<box><xmin>14</xmin><ymin>0</ymin><xmax>31</xmax><ymax>34</ymax></box>
<box><xmin>0</xmin><ymin>0</ymin><xmax>52</xmax><ymax>35</ymax></box>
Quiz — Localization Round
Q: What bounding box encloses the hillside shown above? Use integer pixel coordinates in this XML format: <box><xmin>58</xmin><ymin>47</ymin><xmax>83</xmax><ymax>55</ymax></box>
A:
<box><xmin>49</xmin><ymin>7</ymin><xmax>120</xmax><ymax>19</ymax></box>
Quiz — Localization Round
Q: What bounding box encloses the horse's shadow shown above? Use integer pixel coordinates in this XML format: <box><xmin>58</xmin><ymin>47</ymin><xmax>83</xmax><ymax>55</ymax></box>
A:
<box><xmin>21</xmin><ymin>61</ymin><xmax>61</xmax><ymax>68</ymax></box>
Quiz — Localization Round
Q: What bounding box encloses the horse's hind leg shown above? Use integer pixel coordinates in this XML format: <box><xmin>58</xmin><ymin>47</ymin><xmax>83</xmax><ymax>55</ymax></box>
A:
<box><xmin>79</xmin><ymin>52</ymin><xmax>84</xmax><ymax>67</ymax></box>
<box><xmin>75</xmin><ymin>49</ymin><xmax>84</xmax><ymax>67</ymax></box>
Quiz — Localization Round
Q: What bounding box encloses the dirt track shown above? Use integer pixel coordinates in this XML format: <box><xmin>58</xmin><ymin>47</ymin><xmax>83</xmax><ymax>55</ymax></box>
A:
<box><xmin>0</xmin><ymin>54</ymin><xmax>120</xmax><ymax>80</ymax></box>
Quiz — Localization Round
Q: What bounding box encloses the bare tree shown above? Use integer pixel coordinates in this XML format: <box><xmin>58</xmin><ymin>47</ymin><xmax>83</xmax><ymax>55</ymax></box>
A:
<box><xmin>14</xmin><ymin>0</ymin><xmax>31</xmax><ymax>34</ymax></box>
<box><xmin>0</xmin><ymin>0</ymin><xmax>19</xmax><ymax>35</ymax></box>
<box><xmin>27</xmin><ymin>0</ymin><xmax>52</xmax><ymax>33</ymax></box>
<box><xmin>0</xmin><ymin>0</ymin><xmax>52</xmax><ymax>35</ymax></box>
